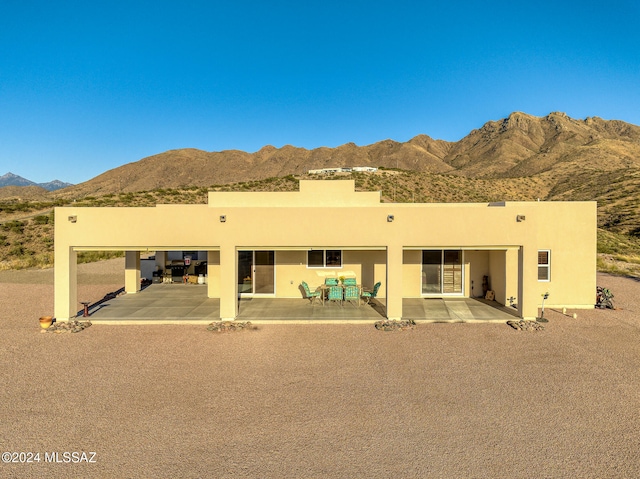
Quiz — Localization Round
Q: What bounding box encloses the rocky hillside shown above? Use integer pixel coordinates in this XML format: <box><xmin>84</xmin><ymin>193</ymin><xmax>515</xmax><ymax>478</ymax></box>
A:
<box><xmin>46</xmin><ymin>111</ymin><xmax>639</xmax><ymax>197</ymax></box>
<box><xmin>444</xmin><ymin>112</ymin><xmax>640</xmax><ymax>177</ymax></box>
<box><xmin>2</xmin><ymin>111</ymin><xmax>639</xmax><ymax>237</ymax></box>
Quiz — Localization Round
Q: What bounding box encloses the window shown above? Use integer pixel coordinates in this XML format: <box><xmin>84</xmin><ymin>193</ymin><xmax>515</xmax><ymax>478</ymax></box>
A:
<box><xmin>308</xmin><ymin>250</ymin><xmax>324</xmax><ymax>268</ymax></box>
<box><xmin>308</xmin><ymin>250</ymin><xmax>342</xmax><ymax>268</ymax></box>
<box><xmin>538</xmin><ymin>250</ymin><xmax>550</xmax><ymax>281</ymax></box>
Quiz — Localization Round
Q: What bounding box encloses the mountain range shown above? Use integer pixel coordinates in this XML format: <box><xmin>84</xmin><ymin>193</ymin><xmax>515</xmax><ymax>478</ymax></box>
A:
<box><xmin>1</xmin><ymin>111</ymin><xmax>639</xmax><ymax>235</ymax></box>
<box><xmin>0</xmin><ymin>172</ymin><xmax>72</xmax><ymax>191</ymax></box>
<box><xmin>43</xmin><ymin>111</ymin><xmax>638</xmax><ymax>196</ymax></box>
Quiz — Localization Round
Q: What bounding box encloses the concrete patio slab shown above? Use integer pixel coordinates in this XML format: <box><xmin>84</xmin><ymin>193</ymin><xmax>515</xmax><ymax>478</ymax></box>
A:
<box><xmin>88</xmin><ymin>284</ymin><xmax>220</xmax><ymax>324</ymax></box>
<box><xmin>86</xmin><ymin>284</ymin><xmax>519</xmax><ymax>324</ymax></box>
<box><xmin>403</xmin><ymin>298</ymin><xmax>519</xmax><ymax>322</ymax></box>
<box><xmin>237</xmin><ymin>298</ymin><xmax>386</xmax><ymax>323</ymax></box>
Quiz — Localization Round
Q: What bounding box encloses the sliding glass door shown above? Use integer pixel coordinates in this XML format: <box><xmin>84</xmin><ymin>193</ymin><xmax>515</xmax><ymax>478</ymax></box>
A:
<box><xmin>238</xmin><ymin>250</ymin><xmax>275</xmax><ymax>296</ymax></box>
<box><xmin>422</xmin><ymin>250</ymin><xmax>463</xmax><ymax>295</ymax></box>
<box><xmin>253</xmin><ymin>250</ymin><xmax>275</xmax><ymax>294</ymax></box>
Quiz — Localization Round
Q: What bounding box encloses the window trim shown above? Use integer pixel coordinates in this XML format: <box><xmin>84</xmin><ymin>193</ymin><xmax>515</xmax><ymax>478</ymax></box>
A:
<box><xmin>307</xmin><ymin>249</ymin><xmax>343</xmax><ymax>268</ymax></box>
<box><xmin>538</xmin><ymin>250</ymin><xmax>550</xmax><ymax>282</ymax></box>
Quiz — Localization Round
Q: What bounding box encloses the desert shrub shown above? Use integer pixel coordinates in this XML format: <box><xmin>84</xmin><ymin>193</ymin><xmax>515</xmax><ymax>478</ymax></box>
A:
<box><xmin>9</xmin><ymin>245</ymin><xmax>26</xmax><ymax>256</ymax></box>
<box><xmin>33</xmin><ymin>215</ymin><xmax>50</xmax><ymax>225</ymax></box>
<box><xmin>2</xmin><ymin>220</ymin><xmax>25</xmax><ymax>234</ymax></box>
<box><xmin>613</xmin><ymin>254</ymin><xmax>640</xmax><ymax>265</ymax></box>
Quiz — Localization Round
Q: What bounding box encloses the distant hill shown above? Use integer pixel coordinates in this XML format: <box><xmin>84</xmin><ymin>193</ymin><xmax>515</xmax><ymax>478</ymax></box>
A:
<box><xmin>0</xmin><ymin>172</ymin><xmax>73</xmax><ymax>192</ymax></box>
<box><xmin>3</xmin><ymin>111</ymin><xmax>639</xmax><ymax>235</ymax></box>
<box><xmin>0</xmin><ymin>185</ymin><xmax>49</xmax><ymax>201</ymax></box>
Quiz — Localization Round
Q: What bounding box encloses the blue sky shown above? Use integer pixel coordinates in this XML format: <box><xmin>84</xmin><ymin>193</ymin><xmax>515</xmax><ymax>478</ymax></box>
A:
<box><xmin>1</xmin><ymin>1</ymin><xmax>639</xmax><ymax>184</ymax></box>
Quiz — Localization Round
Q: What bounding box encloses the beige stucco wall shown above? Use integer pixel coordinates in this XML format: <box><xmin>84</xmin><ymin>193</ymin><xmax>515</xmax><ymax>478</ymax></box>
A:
<box><xmin>533</xmin><ymin>202</ymin><xmax>597</xmax><ymax>308</ymax></box>
<box><xmin>206</xmin><ymin>250</ymin><xmax>220</xmax><ymax>298</ymax></box>
<box><xmin>465</xmin><ymin>250</ymin><xmax>489</xmax><ymax>299</ymax></box>
<box><xmin>402</xmin><ymin>250</ymin><xmax>421</xmax><ymax>297</ymax></box>
<box><xmin>488</xmin><ymin>250</ymin><xmax>506</xmax><ymax>304</ymax></box>
<box><xmin>54</xmin><ymin>180</ymin><xmax>597</xmax><ymax>321</ymax></box>
<box><xmin>505</xmin><ymin>248</ymin><xmax>519</xmax><ymax>307</ymax></box>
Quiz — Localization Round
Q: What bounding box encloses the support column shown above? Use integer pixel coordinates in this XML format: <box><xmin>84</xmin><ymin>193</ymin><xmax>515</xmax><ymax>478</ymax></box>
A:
<box><xmin>386</xmin><ymin>245</ymin><xmax>403</xmax><ymax>320</ymax></box>
<box><xmin>155</xmin><ymin>251</ymin><xmax>167</xmax><ymax>276</ymax></box>
<box><xmin>219</xmin><ymin>245</ymin><xmax>237</xmax><ymax>320</ymax></box>
<box><xmin>125</xmin><ymin>251</ymin><xmax>141</xmax><ymax>293</ymax></box>
<box><xmin>517</xmin><ymin>246</ymin><xmax>537</xmax><ymax>320</ymax></box>
<box><xmin>54</xmin><ymin>246</ymin><xmax>77</xmax><ymax>321</ymax></box>
<box><xmin>206</xmin><ymin>250</ymin><xmax>220</xmax><ymax>299</ymax></box>
<box><xmin>505</xmin><ymin>248</ymin><xmax>519</xmax><ymax>307</ymax></box>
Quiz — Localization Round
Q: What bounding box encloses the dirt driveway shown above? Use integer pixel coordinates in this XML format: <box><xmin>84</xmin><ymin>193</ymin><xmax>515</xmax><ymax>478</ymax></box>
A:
<box><xmin>1</xmin><ymin>260</ymin><xmax>639</xmax><ymax>478</ymax></box>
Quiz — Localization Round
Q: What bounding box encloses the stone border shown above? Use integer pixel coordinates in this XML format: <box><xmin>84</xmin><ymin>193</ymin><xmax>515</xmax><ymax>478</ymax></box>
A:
<box><xmin>207</xmin><ymin>321</ymin><xmax>257</xmax><ymax>332</ymax></box>
<box><xmin>41</xmin><ymin>319</ymin><xmax>92</xmax><ymax>334</ymax></box>
<box><xmin>507</xmin><ymin>320</ymin><xmax>544</xmax><ymax>331</ymax></box>
<box><xmin>374</xmin><ymin>319</ymin><xmax>416</xmax><ymax>331</ymax></box>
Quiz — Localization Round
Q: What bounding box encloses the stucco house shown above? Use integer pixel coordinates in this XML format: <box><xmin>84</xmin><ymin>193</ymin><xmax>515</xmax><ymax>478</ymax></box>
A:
<box><xmin>54</xmin><ymin>180</ymin><xmax>596</xmax><ymax>322</ymax></box>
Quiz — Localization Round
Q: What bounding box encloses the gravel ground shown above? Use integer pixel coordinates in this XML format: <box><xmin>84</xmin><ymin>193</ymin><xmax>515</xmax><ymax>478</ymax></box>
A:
<box><xmin>1</xmin><ymin>259</ymin><xmax>639</xmax><ymax>478</ymax></box>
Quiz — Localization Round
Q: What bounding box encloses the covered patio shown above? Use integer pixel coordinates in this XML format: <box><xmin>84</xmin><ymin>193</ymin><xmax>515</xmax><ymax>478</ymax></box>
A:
<box><xmin>54</xmin><ymin>181</ymin><xmax>597</xmax><ymax>322</ymax></box>
<box><xmin>85</xmin><ymin>283</ymin><xmax>518</xmax><ymax>324</ymax></box>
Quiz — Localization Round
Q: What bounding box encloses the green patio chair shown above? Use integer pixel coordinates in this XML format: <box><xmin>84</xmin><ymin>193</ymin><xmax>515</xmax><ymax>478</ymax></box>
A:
<box><xmin>325</xmin><ymin>278</ymin><xmax>339</xmax><ymax>286</ymax></box>
<box><xmin>343</xmin><ymin>278</ymin><xmax>357</xmax><ymax>286</ymax></box>
<box><xmin>361</xmin><ymin>281</ymin><xmax>381</xmax><ymax>304</ymax></box>
<box><xmin>344</xmin><ymin>284</ymin><xmax>360</xmax><ymax>307</ymax></box>
<box><xmin>327</xmin><ymin>285</ymin><xmax>343</xmax><ymax>306</ymax></box>
<box><xmin>301</xmin><ymin>281</ymin><xmax>322</xmax><ymax>305</ymax></box>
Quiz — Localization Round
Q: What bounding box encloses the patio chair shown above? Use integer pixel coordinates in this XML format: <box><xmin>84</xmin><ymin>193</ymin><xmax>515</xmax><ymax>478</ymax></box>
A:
<box><xmin>301</xmin><ymin>281</ymin><xmax>322</xmax><ymax>305</ymax></box>
<box><xmin>361</xmin><ymin>281</ymin><xmax>381</xmax><ymax>304</ymax></box>
<box><xmin>343</xmin><ymin>278</ymin><xmax>357</xmax><ymax>286</ymax></box>
<box><xmin>325</xmin><ymin>277</ymin><xmax>339</xmax><ymax>286</ymax></box>
<box><xmin>343</xmin><ymin>284</ymin><xmax>360</xmax><ymax>307</ymax></box>
<box><xmin>327</xmin><ymin>285</ymin><xmax>343</xmax><ymax>306</ymax></box>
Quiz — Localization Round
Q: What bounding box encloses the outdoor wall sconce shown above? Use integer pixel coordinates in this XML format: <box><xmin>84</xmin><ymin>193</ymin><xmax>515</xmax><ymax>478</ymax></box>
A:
<box><xmin>387</xmin><ymin>215</ymin><xmax>394</xmax><ymax>222</ymax></box>
<box><xmin>219</xmin><ymin>215</ymin><xmax>226</xmax><ymax>223</ymax></box>
<box><xmin>68</xmin><ymin>215</ymin><xmax>77</xmax><ymax>223</ymax></box>
<box><xmin>516</xmin><ymin>215</ymin><xmax>526</xmax><ymax>222</ymax></box>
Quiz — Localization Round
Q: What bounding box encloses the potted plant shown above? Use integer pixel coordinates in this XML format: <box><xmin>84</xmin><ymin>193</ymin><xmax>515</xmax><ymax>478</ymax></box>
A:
<box><xmin>39</xmin><ymin>316</ymin><xmax>54</xmax><ymax>329</ymax></box>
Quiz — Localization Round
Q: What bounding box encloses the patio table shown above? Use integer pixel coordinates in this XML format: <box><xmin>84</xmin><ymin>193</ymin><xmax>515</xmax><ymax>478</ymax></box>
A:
<box><xmin>316</xmin><ymin>284</ymin><xmax>362</xmax><ymax>306</ymax></box>
<box><xmin>315</xmin><ymin>284</ymin><xmax>332</xmax><ymax>306</ymax></box>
